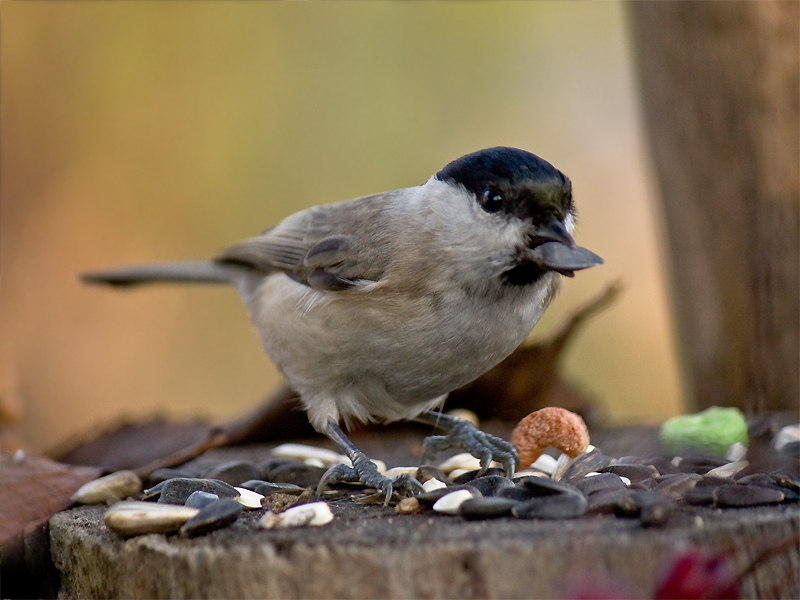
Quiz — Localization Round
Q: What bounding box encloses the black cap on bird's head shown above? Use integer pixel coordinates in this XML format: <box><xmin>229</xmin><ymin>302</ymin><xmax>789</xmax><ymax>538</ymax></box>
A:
<box><xmin>435</xmin><ymin>147</ymin><xmax>573</xmax><ymax>225</ymax></box>
<box><xmin>436</xmin><ymin>147</ymin><xmax>602</xmax><ymax>279</ymax></box>
<box><xmin>436</xmin><ymin>147</ymin><xmax>566</xmax><ymax>187</ymax></box>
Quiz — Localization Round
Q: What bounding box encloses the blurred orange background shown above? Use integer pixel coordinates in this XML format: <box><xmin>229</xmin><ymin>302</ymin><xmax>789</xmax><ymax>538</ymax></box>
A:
<box><xmin>1</xmin><ymin>2</ymin><xmax>683</xmax><ymax>454</ymax></box>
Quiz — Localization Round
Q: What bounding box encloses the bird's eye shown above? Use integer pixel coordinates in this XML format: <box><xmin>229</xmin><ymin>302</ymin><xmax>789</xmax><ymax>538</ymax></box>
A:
<box><xmin>480</xmin><ymin>189</ymin><xmax>504</xmax><ymax>213</ymax></box>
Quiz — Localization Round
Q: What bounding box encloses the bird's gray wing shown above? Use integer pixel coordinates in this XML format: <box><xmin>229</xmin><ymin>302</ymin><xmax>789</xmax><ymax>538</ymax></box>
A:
<box><xmin>216</xmin><ymin>190</ymin><xmax>405</xmax><ymax>291</ymax></box>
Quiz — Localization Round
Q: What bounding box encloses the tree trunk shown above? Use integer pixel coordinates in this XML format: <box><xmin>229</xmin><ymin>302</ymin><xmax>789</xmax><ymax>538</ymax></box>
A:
<box><xmin>630</xmin><ymin>1</ymin><xmax>799</xmax><ymax>414</ymax></box>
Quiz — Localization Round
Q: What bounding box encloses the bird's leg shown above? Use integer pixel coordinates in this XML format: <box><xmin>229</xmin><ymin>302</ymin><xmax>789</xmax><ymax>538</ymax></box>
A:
<box><xmin>415</xmin><ymin>410</ymin><xmax>518</xmax><ymax>477</ymax></box>
<box><xmin>316</xmin><ymin>420</ymin><xmax>421</xmax><ymax>505</ymax></box>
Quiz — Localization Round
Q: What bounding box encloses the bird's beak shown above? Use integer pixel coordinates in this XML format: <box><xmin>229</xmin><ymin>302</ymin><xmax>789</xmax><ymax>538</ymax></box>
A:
<box><xmin>529</xmin><ymin>218</ymin><xmax>576</xmax><ymax>248</ymax></box>
<box><xmin>527</xmin><ymin>218</ymin><xmax>603</xmax><ymax>277</ymax></box>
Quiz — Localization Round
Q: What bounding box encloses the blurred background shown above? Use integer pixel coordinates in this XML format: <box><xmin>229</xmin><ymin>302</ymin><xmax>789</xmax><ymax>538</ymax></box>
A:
<box><xmin>1</xmin><ymin>1</ymin><xmax>683</xmax><ymax>455</ymax></box>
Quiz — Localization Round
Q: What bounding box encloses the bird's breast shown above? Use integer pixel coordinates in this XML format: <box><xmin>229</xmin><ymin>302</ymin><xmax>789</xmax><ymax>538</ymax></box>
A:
<box><xmin>246</xmin><ymin>271</ymin><xmax>559</xmax><ymax>407</ymax></box>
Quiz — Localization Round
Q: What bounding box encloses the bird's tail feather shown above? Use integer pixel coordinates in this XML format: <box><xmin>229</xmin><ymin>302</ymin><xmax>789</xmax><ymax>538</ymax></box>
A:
<box><xmin>79</xmin><ymin>260</ymin><xmax>238</xmax><ymax>287</ymax></box>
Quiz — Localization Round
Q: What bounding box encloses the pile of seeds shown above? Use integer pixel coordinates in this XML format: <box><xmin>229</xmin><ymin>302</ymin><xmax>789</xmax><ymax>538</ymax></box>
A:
<box><xmin>420</xmin><ymin>448</ymin><xmax>799</xmax><ymax>525</ymax></box>
<box><xmin>70</xmin><ymin>428</ymin><xmax>799</xmax><ymax>538</ymax></box>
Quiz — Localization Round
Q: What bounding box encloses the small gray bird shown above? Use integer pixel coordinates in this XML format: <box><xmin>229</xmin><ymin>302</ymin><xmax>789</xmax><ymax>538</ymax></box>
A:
<box><xmin>81</xmin><ymin>147</ymin><xmax>602</xmax><ymax>501</ymax></box>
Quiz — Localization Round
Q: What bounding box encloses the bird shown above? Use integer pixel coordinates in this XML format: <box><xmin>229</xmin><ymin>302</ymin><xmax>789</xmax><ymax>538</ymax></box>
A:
<box><xmin>81</xmin><ymin>146</ymin><xmax>603</xmax><ymax>502</ymax></box>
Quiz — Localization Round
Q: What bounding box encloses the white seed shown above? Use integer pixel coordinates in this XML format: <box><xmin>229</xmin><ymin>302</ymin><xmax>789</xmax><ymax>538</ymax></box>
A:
<box><xmin>530</xmin><ymin>453</ymin><xmax>558</xmax><ymax>475</ymax></box>
<box><xmin>512</xmin><ymin>470</ymin><xmax>548</xmax><ymax>480</ymax></box>
<box><xmin>620</xmin><ymin>476</ymin><xmax>631</xmax><ymax>486</ymax></box>
<box><xmin>552</xmin><ymin>453</ymin><xmax>573</xmax><ymax>482</ymax></box>
<box><xmin>271</xmin><ymin>443</ymin><xmax>348</xmax><ymax>466</ymax></box>
<box><xmin>772</xmin><ymin>425</ymin><xmax>800</xmax><ymax>452</ymax></box>
<box><xmin>269</xmin><ymin>444</ymin><xmax>387</xmax><ymax>473</ymax></box>
<box><xmin>260</xmin><ymin>501</ymin><xmax>333</xmax><ymax>529</ymax></box>
<box><xmin>104</xmin><ymin>501</ymin><xmax>198</xmax><ymax>535</ymax></box>
<box><xmin>438</xmin><ymin>453</ymin><xmax>481</xmax><ymax>473</ymax></box>
<box><xmin>432</xmin><ymin>489</ymin><xmax>474</xmax><ymax>514</ymax></box>
<box><xmin>584</xmin><ymin>471</ymin><xmax>602</xmax><ymax>477</ymax></box>
<box><xmin>446</xmin><ymin>408</ymin><xmax>480</xmax><ymax>427</ymax></box>
<box><xmin>448</xmin><ymin>469</ymin><xmax>470</xmax><ymax>480</ymax></box>
<box><xmin>72</xmin><ymin>470</ymin><xmax>142</xmax><ymax>504</ymax></box>
<box><xmin>304</xmin><ymin>457</ymin><xmax>326</xmax><ymax>468</ymax></box>
<box><xmin>383</xmin><ymin>466</ymin><xmax>418</xmax><ymax>480</ymax></box>
<box><xmin>422</xmin><ymin>478</ymin><xmax>447</xmax><ymax>492</ymax></box>
<box><xmin>706</xmin><ymin>460</ymin><xmax>749</xmax><ymax>479</ymax></box>
<box><xmin>725</xmin><ymin>442</ymin><xmax>748</xmax><ymax>461</ymax></box>
<box><xmin>233</xmin><ymin>487</ymin><xmax>264</xmax><ymax>509</ymax></box>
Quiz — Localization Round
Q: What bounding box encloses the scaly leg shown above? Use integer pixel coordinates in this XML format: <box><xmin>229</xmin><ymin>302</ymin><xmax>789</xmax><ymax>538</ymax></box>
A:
<box><xmin>415</xmin><ymin>410</ymin><xmax>517</xmax><ymax>477</ymax></box>
<box><xmin>316</xmin><ymin>421</ymin><xmax>421</xmax><ymax>505</ymax></box>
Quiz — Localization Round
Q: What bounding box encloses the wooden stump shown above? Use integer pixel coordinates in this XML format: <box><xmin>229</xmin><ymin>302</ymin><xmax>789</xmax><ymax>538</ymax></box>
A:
<box><xmin>630</xmin><ymin>1</ymin><xmax>800</xmax><ymax>413</ymax></box>
<box><xmin>50</xmin><ymin>503</ymin><xmax>799</xmax><ymax>599</ymax></box>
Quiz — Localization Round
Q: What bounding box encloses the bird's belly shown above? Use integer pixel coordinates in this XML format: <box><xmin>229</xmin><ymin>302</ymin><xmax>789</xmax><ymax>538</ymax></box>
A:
<box><xmin>247</xmin><ymin>273</ymin><xmax>557</xmax><ymax>427</ymax></box>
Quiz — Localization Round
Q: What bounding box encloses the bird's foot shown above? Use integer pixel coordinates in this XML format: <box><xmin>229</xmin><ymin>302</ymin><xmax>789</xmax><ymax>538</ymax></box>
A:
<box><xmin>316</xmin><ymin>452</ymin><xmax>422</xmax><ymax>506</ymax></box>
<box><xmin>421</xmin><ymin>417</ymin><xmax>518</xmax><ymax>477</ymax></box>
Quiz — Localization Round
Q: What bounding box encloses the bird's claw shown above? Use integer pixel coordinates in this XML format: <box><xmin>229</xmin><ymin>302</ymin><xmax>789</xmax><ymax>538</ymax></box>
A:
<box><xmin>316</xmin><ymin>453</ymin><xmax>422</xmax><ymax>506</ymax></box>
<box><xmin>392</xmin><ymin>473</ymin><xmax>424</xmax><ymax>496</ymax></box>
<box><xmin>421</xmin><ymin>419</ymin><xmax>518</xmax><ymax>477</ymax></box>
